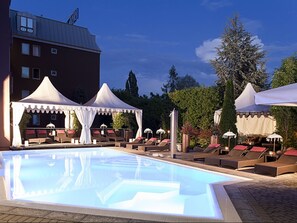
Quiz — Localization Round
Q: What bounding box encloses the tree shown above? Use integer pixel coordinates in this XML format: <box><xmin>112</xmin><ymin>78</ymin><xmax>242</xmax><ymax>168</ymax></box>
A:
<box><xmin>211</xmin><ymin>15</ymin><xmax>268</xmax><ymax>98</ymax></box>
<box><xmin>162</xmin><ymin>65</ymin><xmax>179</xmax><ymax>93</ymax></box>
<box><xmin>176</xmin><ymin>74</ymin><xmax>200</xmax><ymax>90</ymax></box>
<box><xmin>218</xmin><ymin>80</ymin><xmax>237</xmax><ymax>148</ymax></box>
<box><xmin>271</xmin><ymin>55</ymin><xmax>297</xmax><ymax>147</ymax></box>
<box><xmin>125</xmin><ymin>70</ymin><xmax>139</xmax><ymax>97</ymax></box>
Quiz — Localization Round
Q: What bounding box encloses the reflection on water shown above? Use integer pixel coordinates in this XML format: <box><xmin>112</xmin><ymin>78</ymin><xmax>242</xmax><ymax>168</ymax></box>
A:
<box><xmin>0</xmin><ymin>148</ymin><xmax>239</xmax><ymax>219</ymax></box>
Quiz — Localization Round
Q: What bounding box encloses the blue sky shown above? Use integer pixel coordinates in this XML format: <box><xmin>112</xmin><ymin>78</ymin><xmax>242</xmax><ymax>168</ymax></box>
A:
<box><xmin>10</xmin><ymin>0</ymin><xmax>297</xmax><ymax>95</ymax></box>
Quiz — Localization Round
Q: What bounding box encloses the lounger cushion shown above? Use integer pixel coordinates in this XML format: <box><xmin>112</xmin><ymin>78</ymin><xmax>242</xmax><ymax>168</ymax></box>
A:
<box><xmin>234</xmin><ymin>145</ymin><xmax>248</xmax><ymax>151</ymax></box>
<box><xmin>250</xmin><ymin>146</ymin><xmax>266</xmax><ymax>152</ymax></box>
<box><xmin>284</xmin><ymin>150</ymin><xmax>297</xmax><ymax>156</ymax></box>
<box><xmin>26</xmin><ymin>130</ymin><xmax>35</xmax><ymax>135</ymax></box>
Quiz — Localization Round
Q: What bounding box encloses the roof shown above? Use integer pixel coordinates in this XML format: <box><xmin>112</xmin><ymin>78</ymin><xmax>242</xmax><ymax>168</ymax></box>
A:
<box><xmin>10</xmin><ymin>9</ymin><xmax>100</xmax><ymax>52</ymax></box>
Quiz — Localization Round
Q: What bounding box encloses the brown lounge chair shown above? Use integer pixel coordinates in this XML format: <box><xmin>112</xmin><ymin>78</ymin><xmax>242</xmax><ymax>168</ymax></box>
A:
<box><xmin>126</xmin><ymin>137</ymin><xmax>158</xmax><ymax>149</ymax></box>
<box><xmin>138</xmin><ymin>139</ymin><xmax>171</xmax><ymax>151</ymax></box>
<box><xmin>220</xmin><ymin>146</ymin><xmax>267</xmax><ymax>169</ymax></box>
<box><xmin>25</xmin><ymin>129</ymin><xmax>49</xmax><ymax>144</ymax></box>
<box><xmin>106</xmin><ymin>129</ymin><xmax>125</xmax><ymax>142</ymax></box>
<box><xmin>205</xmin><ymin>145</ymin><xmax>248</xmax><ymax>166</ymax></box>
<box><xmin>254</xmin><ymin>149</ymin><xmax>297</xmax><ymax>177</ymax></box>
<box><xmin>92</xmin><ymin>129</ymin><xmax>108</xmax><ymax>142</ymax></box>
<box><xmin>115</xmin><ymin>136</ymin><xmax>144</xmax><ymax>147</ymax></box>
<box><xmin>192</xmin><ymin>143</ymin><xmax>221</xmax><ymax>161</ymax></box>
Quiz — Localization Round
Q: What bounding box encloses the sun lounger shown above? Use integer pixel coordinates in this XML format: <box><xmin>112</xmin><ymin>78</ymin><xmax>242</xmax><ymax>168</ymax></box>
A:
<box><xmin>115</xmin><ymin>136</ymin><xmax>144</xmax><ymax>147</ymax></box>
<box><xmin>254</xmin><ymin>149</ymin><xmax>297</xmax><ymax>177</ymax></box>
<box><xmin>220</xmin><ymin>146</ymin><xmax>267</xmax><ymax>169</ymax></box>
<box><xmin>106</xmin><ymin>129</ymin><xmax>125</xmax><ymax>141</ymax></box>
<box><xmin>126</xmin><ymin>137</ymin><xmax>157</xmax><ymax>149</ymax></box>
<box><xmin>205</xmin><ymin>145</ymin><xmax>248</xmax><ymax>166</ymax></box>
<box><xmin>138</xmin><ymin>139</ymin><xmax>170</xmax><ymax>151</ymax></box>
<box><xmin>55</xmin><ymin>129</ymin><xmax>73</xmax><ymax>143</ymax></box>
<box><xmin>192</xmin><ymin>143</ymin><xmax>221</xmax><ymax>161</ymax></box>
<box><xmin>92</xmin><ymin>129</ymin><xmax>108</xmax><ymax>142</ymax></box>
<box><xmin>25</xmin><ymin>129</ymin><xmax>49</xmax><ymax>144</ymax></box>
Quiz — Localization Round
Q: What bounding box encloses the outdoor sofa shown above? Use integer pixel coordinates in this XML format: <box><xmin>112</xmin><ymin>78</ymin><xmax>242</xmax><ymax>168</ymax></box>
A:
<box><xmin>106</xmin><ymin>129</ymin><xmax>125</xmax><ymax>142</ymax></box>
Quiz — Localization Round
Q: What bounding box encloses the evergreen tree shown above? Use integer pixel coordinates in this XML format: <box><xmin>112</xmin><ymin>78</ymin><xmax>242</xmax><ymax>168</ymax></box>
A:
<box><xmin>162</xmin><ymin>65</ymin><xmax>179</xmax><ymax>93</ymax></box>
<box><xmin>125</xmin><ymin>70</ymin><xmax>139</xmax><ymax>97</ymax></box>
<box><xmin>271</xmin><ymin>55</ymin><xmax>297</xmax><ymax>147</ymax></box>
<box><xmin>176</xmin><ymin>74</ymin><xmax>200</xmax><ymax>90</ymax></box>
<box><xmin>211</xmin><ymin>15</ymin><xmax>268</xmax><ymax>98</ymax></box>
<box><xmin>219</xmin><ymin>80</ymin><xmax>237</xmax><ymax>148</ymax></box>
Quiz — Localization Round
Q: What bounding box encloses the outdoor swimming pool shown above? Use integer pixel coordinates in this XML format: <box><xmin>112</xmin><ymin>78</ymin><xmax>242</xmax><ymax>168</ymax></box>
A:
<box><xmin>0</xmin><ymin>147</ymin><xmax>247</xmax><ymax>222</ymax></box>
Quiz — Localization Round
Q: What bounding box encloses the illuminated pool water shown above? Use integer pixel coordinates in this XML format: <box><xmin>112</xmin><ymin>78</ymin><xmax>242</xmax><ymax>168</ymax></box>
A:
<box><xmin>0</xmin><ymin>148</ymin><xmax>247</xmax><ymax>222</ymax></box>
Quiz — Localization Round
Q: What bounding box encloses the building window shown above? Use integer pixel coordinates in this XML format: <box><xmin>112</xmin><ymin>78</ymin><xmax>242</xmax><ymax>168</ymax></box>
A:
<box><xmin>32</xmin><ymin>114</ymin><xmax>40</xmax><ymax>126</ymax></box>
<box><xmin>21</xmin><ymin>90</ymin><xmax>30</xmax><ymax>98</ymax></box>
<box><xmin>32</xmin><ymin>45</ymin><xmax>40</xmax><ymax>57</ymax></box>
<box><xmin>32</xmin><ymin>68</ymin><xmax>40</xmax><ymax>80</ymax></box>
<box><xmin>20</xmin><ymin>16</ymin><xmax>34</xmax><ymax>33</ymax></box>
<box><xmin>51</xmin><ymin>48</ymin><xmax>58</xmax><ymax>54</ymax></box>
<box><xmin>21</xmin><ymin>43</ymin><xmax>30</xmax><ymax>55</ymax></box>
<box><xmin>50</xmin><ymin>70</ymin><xmax>57</xmax><ymax>76</ymax></box>
<box><xmin>21</xmin><ymin>66</ymin><xmax>30</xmax><ymax>78</ymax></box>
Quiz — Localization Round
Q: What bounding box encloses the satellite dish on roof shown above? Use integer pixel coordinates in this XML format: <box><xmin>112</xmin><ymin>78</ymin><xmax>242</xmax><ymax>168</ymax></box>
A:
<box><xmin>67</xmin><ymin>8</ymin><xmax>79</xmax><ymax>25</ymax></box>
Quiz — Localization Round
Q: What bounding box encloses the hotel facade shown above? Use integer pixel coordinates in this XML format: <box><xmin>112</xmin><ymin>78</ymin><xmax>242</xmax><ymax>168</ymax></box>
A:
<box><xmin>0</xmin><ymin>1</ymin><xmax>101</xmax><ymax>148</ymax></box>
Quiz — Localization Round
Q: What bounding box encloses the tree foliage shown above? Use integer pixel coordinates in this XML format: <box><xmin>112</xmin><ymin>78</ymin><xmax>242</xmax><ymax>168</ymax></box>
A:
<box><xmin>169</xmin><ymin>86</ymin><xmax>219</xmax><ymax>130</ymax></box>
<box><xmin>218</xmin><ymin>80</ymin><xmax>237</xmax><ymax>147</ymax></box>
<box><xmin>125</xmin><ymin>70</ymin><xmax>139</xmax><ymax>97</ymax></box>
<box><xmin>271</xmin><ymin>54</ymin><xmax>297</xmax><ymax>147</ymax></box>
<box><xmin>176</xmin><ymin>74</ymin><xmax>200</xmax><ymax>90</ymax></box>
<box><xmin>211</xmin><ymin>15</ymin><xmax>268</xmax><ymax>98</ymax></box>
<box><xmin>162</xmin><ymin>65</ymin><xmax>179</xmax><ymax>93</ymax></box>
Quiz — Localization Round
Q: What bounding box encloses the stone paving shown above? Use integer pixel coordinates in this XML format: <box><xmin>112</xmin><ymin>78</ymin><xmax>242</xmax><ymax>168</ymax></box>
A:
<box><xmin>0</xmin><ymin>147</ymin><xmax>296</xmax><ymax>222</ymax></box>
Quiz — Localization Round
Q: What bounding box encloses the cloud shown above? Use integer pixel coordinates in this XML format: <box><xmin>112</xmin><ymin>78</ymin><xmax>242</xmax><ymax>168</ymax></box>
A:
<box><xmin>195</xmin><ymin>36</ymin><xmax>264</xmax><ymax>63</ymax></box>
<box><xmin>195</xmin><ymin>38</ymin><xmax>221</xmax><ymax>63</ymax></box>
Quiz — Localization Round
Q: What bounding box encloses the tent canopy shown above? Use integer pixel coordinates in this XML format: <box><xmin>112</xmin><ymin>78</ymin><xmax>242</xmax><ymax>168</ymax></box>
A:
<box><xmin>13</xmin><ymin>76</ymin><xmax>81</xmax><ymax>112</ymax></box>
<box><xmin>214</xmin><ymin>83</ymin><xmax>276</xmax><ymax>136</ymax></box>
<box><xmin>255</xmin><ymin>83</ymin><xmax>297</xmax><ymax>106</ymax></box>
<box><xmin>85</xmin><ymin>83</ymin><xmax>140</xmax><ymax>112</ymax></box>
<box><xmin>84</xmin><ymin>83</ymin><xmax>143</xmax><ymax>137</ymax></box>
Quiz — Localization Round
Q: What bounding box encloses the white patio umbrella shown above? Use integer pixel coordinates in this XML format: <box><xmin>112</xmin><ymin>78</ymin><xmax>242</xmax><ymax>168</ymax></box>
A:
<box><xmin>267</xmin><ymin>133</ymin><xmax>282</xmax><ymax>152</ymax></box>
<box><xmin>144</xmin><ymin>128</ymin><xmax>153</xmax><ymax>139</ymax></box>
<box><xmin>100</xmin><ymin>123</ymin><xmax>107</xmax><ymax>135</ymax></box>
<box><xmin>222</xmin><ymin>130</ymin><xmax>236</xmax><ymax>149</ymax></box>
<box><xmin>46</xmin><ymin>122</ymin><xmax>55</xmax><ymax>128</ymax></box>
<box><xmin>156</xmin><ymin>128</ymin><xmax>165</xmax><ymax>141</ymax></box>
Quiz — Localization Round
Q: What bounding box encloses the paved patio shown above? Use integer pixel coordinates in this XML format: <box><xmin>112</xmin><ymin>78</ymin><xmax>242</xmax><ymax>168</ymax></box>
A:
<box><xmin>0</xmin><ymin>146</ymin><xmax>296</xmax><ymax>222</ymax></box>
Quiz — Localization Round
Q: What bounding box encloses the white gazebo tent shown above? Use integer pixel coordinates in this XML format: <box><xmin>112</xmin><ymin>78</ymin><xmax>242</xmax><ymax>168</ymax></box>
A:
<box><xmin>214</xmin><ymin>83</ymin><xmax>276</xmax><ymax>136</ymax></box>
<box><xmin>84</xmin><ymin>83</ymin><xmax>143</xmax><ymax>138</ymax></box>
<box><xmin>11</xmin><ymin>76</ymin><xmax>90</xmax><ymax>147</ymax></box>
<box><xmin>255</xmin><ymin>83</ymin><xmax>297</xmax><ymax>106</ymax></box>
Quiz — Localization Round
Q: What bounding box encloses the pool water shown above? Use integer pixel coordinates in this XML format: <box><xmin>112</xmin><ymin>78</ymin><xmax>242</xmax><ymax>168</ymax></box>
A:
<box><xmin>0</xmin><ymin>148</ymin><xmax>246</xmax><ymax>221</ymax></box>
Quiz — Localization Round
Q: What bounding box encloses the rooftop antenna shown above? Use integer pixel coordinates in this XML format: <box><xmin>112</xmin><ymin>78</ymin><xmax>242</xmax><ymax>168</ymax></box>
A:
<box><xmin>67</xmin><ymin>8</ymin><xmax>79</xmax><ymax>25</ymax></box>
